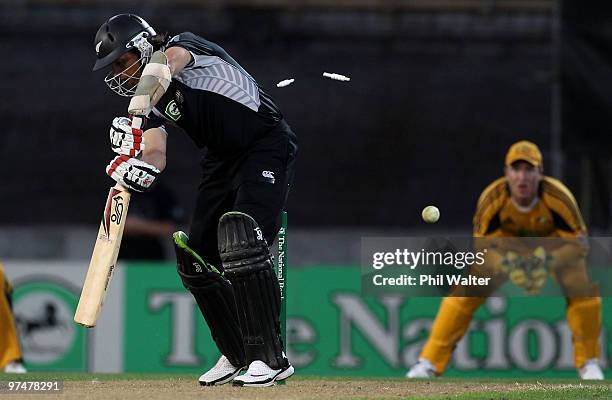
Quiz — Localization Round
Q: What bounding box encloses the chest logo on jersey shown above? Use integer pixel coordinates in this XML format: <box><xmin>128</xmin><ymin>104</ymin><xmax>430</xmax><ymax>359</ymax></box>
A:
<box><xmin>261</xmin><ymin>170</ymin><xmax>275</xmax><ymax>184</ymax></box>
<box><xmin>537</xmin><ymin>216</ymin><xmax>551</xmax><ymax>225</ymax></box>
<box><xmin>165</xmin><ymin>100</ymin><xmax>182</xmax><ymax>122</ymax></box>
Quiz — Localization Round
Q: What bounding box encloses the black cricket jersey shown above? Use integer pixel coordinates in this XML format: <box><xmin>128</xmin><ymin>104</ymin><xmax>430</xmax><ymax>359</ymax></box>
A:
<box><xmin>145</xmin><ymin>32</ymin><xmax>291</xmax><ymax>158</ymax></box>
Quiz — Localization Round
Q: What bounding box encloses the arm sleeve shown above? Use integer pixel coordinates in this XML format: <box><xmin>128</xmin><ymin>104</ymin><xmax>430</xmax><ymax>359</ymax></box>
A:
<box><xmin>541</xmin><ymin>177</ymin><xmax>587</xmax><ymax>237</ymax></box>
<box><xmin>473</xmin><ymin>178</ymin><xmax>507</xmax><ymax>237</ymax></box>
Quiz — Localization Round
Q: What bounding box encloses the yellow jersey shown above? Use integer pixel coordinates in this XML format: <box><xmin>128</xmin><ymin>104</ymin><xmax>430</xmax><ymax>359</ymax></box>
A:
<box><xmin>473</xmin><ymin>176</ymin><xmax>587</xmax><ymax>238</ymax></box>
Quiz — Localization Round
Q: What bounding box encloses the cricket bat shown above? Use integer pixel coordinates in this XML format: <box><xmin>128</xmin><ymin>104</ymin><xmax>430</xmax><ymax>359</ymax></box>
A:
<box><xmin>74</xmin><ymin>184</ymin><xmax>131</xmax><ymax>327</ymax></box>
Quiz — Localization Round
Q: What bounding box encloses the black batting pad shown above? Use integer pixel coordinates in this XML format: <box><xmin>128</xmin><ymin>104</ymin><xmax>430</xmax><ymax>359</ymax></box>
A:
<box><xmin>218</xmin><ymin>212</ymin><xmax>287</xmax><ymax>369</ymax></box>
<box><xmin>174</xmin><ymin>234</ymin><xmax>245</xmax><ymax>368</ymax></box>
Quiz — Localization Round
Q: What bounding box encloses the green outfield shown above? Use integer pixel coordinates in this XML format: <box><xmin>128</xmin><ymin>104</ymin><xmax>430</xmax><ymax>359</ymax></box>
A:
<box><xmin>0</xmin><ymin>373</ymin><xmax>609</xmax><ymax>399</ymax></box>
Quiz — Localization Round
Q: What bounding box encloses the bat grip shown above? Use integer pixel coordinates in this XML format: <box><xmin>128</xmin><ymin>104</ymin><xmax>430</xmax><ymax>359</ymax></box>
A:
<box><xmin>131</xmin><ymin>116</ymin><xmax>144</xmax><ymax>129</ymax></box>
<box><xmin>113</xmin><ymin>183</ymin><xmax>130</xmax><ymax>192</ymax></box>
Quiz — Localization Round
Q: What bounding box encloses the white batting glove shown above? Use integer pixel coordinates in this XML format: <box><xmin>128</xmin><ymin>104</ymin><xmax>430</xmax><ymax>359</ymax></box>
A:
<box><xmin>106</xmin><ymin>155</ymin><xmax>160</xmax><ymax>193</ymax></box>
<box><xmin>110</xmin><ymin>117</ymin><xmax>145</xmax><ymax>157</ymax></box>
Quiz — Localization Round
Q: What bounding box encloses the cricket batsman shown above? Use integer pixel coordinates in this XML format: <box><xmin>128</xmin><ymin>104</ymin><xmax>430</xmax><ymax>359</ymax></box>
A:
<box><xmin>92</xmin><ymin>14</ymin><xmax>297</xmax><ymax>386</ymax></box>
<box><xmin>407</xmin><ymin>140</ymin><xmax>604</xmax><ymax>380</ymax></box>
<box><xmin>0</xmin><ymin>264</ymin><xmax>26</xmax><ymax>373</ymax></box>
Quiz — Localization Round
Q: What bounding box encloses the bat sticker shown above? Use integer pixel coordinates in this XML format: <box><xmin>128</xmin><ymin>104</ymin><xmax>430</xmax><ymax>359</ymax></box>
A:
<box><xmin>102</xmin><ymin>188</ymin><xmax>124</xmax><ymax>240</ymax></box>
<box><xmin>111</xmin><ymin>194</ymin><xmax>124</xmax><ymax>224</ymax></box>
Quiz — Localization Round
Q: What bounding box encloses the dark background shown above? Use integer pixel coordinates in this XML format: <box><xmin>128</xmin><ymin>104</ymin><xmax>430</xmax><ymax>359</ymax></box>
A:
<box><xmin>0</xmin><ymin>0</ymin><xmax>609</xmax><ymax>230</ymax></box>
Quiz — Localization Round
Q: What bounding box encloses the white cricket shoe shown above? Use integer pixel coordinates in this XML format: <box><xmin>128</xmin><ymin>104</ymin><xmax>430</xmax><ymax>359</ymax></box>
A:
<box><xmin>232</xmin><ymin>360</ymin><xmax>294</xmax><ymax>387</ymax></box>
<box><xmin>4</xmin><ymin>361</ymin><xmax>27</xmax><ymax>374</ymax></box>
<box><xmin>198</xmin><ymin>355</ymin><xmax>244</xmax><ymax>386</ymax></box>
<box><xmin>406</xmin><ymin>358</ymin><xmax>436</xmax><ymax>378</ymax></box>
<box><xmin>578</xmin><ymin>359</ymin><xmax>604</xmax><ymax>380</ymax></box>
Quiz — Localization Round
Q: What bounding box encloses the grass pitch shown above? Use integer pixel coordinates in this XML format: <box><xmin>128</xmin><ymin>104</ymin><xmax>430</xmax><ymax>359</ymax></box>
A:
<box><xmin>0</xmin><ymin>373</ymin><xmax>609</xmax><ymax>399</ymax></box>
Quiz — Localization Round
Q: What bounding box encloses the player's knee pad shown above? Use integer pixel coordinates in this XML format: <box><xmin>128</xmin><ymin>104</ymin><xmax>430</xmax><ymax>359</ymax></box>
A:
<box><xmin>217</xmin><ymin>212</ymin><xmax>286</xmax><ymax>369</ymax></box>
<box><xmin>173</xmin><ymin>231</ymin><xmax>245</xmax><ymax>367</ymax></box>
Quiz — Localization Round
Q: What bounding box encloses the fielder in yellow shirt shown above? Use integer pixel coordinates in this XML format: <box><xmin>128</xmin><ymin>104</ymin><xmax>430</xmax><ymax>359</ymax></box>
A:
<box><xmin>407</xmin><ymin>141</ymin><xmax>604</xmax><ymax>380</ymax></box>
<box><xmin>0</xmin><ymin>263</ymin><xmax>26</xmax><ymax>373</ymax></box>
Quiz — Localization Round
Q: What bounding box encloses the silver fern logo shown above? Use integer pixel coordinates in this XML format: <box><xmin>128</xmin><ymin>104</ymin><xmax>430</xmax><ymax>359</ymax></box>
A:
<box><xmin>165</xmin><ymin>100</ymin><xmax>181</xmax><ymax>121</ymax></box>
<box><xmin>262</xmin><ymin>170</ymin><xmax>275</xmax><ymax>184</ymax></box>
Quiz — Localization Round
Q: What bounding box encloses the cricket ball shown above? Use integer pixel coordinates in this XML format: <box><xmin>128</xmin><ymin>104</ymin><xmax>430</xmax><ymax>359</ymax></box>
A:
<box><xmin>422</xmin><ymin>205</ymin><xmax>440</xmax><ymax>224</ymax></box>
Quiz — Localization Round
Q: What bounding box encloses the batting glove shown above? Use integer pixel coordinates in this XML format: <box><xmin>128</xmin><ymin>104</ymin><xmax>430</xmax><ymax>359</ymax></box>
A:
<box><xmin>110</xmin><ymin>116</ymin><xmax>144</xmax><ymax>157</ymax></box>
<box><xmin>106</xmin><ymin>155</ymin><xmax>160</xmax><ymax>192</ymax></box>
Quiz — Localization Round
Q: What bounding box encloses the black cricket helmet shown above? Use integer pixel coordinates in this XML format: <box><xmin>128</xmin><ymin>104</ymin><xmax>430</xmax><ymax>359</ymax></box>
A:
<box><xmin>93</xmin><ymin>14</ymin><xmax>156</xmax><ymax>96</ymax></box>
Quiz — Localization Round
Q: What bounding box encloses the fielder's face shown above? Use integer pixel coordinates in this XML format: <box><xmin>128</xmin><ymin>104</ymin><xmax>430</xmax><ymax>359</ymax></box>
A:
<box><xmin>505</xmin><ymin>161</ymin><xmax>542</xmax><ymax>206</ymax></box>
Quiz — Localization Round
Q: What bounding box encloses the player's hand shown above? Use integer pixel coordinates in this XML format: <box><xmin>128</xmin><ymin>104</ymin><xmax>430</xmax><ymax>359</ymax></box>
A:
<box><xmin>106</xmin><ymin>155</ymin><xmax>160</xmax><ymax>192</ymax></box>
<box><xmin>499</xmin><ymin>251</ymin><xmax>521</xmax><ymax>274</ymax></box>
<box><xmin>523</xmin><ymin>246</ymin><xmax>550</xmax><ymax>294</ymax></box>
<box><xmin>500</xmin><ymin>251</ymin><xmax>529</xmax><ymax>288</ymax></box>
<box><xmin>507</xmin><ymin>269</ymin><xmax>528</xmax><ymax>290</ymax></box>
<box><xmin>501</xmin><ymin>248</ymin><xmax>551</xmax><ymax>295</ymax></box>
<box><xmin>110</xmin><ymin>117</ymin><xmax>144</xmax><ymax>157</ymax></box>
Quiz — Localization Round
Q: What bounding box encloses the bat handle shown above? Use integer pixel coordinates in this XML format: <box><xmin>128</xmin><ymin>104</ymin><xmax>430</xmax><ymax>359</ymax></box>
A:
<box><xmin>113</xmin><ymin>183</ymin><xmax>130</xmax><ymax>192</ymax></box>
<box><xmin>131</xmin><ymin>116</ymin><xmax>143</xmax><ymax>129</ymax></box>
